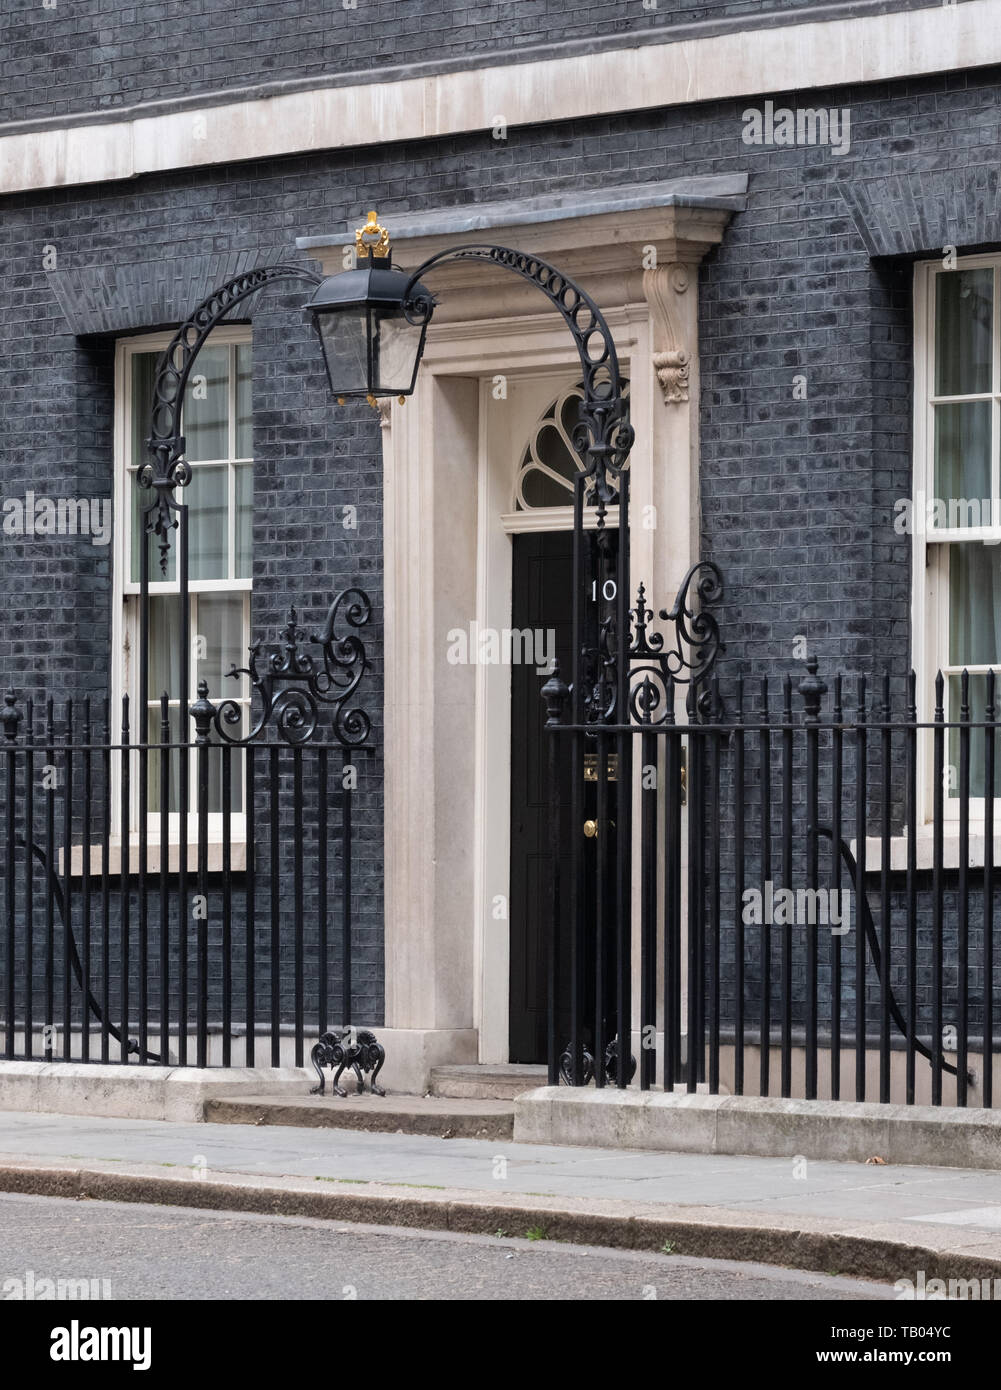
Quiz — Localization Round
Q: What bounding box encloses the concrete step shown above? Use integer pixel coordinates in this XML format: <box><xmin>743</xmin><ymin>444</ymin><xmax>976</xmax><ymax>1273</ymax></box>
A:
<box><xmin>429</xmin><ymin>1063</ymin><xmax>548</xmax><ymax>1101</ymax></box>
<box><xmin>205</xmin><ymin>1093</ymin><xmax>514</xmax><ymax>1140</ymax></box>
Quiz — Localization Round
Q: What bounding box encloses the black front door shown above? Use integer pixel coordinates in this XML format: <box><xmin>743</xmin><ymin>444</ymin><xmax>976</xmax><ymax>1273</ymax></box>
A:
<box><xmin>508</xmin><ymin>531</ymin><xmax>574</xmax><ymax>1062</ymax></box>
<box><xmin>509</xmin><ymin>527</ymin><xmax>622</xmax><ymax>1066</ymax></box>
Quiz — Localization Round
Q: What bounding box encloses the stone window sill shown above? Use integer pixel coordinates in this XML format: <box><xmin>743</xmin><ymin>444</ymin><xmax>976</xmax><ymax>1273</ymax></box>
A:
<box><xmin>57</xmin><ymin>835</ymin><xmax>247</xmax><ymax>878</ymax></box>
<box><xmin>852</xmin><ymin>827</ymin><xmax>1001</xmax><ymax>873</ymax></box>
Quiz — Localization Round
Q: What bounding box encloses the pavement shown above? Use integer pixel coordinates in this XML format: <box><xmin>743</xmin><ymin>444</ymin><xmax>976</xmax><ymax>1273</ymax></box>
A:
<box><xmin>2</xmin><ymin>1108</ymin><xmax>1001</xmax><ymax>1286</ymax></box>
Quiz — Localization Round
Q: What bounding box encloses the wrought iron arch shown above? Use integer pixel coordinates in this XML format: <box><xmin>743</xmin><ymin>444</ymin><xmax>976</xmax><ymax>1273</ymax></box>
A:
<box><xmin>142</xmin><ymin>263</ymin><xmax>322</xmax><ymax>573</ymax></box>
<box><xmin>136</xmin><ymin>261</ymin><xmax>376</xmax><ymax>751</ymax></box>
<box><xmin>404</xmin><ymin>245</ymin><xmax>634</xmax><ymax>501</ymax></box>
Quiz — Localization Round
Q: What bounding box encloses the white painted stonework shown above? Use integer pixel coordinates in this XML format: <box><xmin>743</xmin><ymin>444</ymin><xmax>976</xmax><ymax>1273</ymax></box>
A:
<box><xmin>1</xmin><ymin>1</ymin><xmax>999</xmax><ymax>193</ymax></box>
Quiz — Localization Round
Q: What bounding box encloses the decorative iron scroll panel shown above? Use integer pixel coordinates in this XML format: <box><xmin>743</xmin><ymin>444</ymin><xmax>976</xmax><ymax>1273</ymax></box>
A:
<box><xmin>193</xmin><ymin>591</ymin><xmax>373</xmax><ymax>751</ymax></box>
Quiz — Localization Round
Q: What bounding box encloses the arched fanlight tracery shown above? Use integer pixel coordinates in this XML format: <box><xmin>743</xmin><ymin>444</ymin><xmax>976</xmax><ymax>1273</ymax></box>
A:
<box><xmin>514</xmin><ymin>379</ymin><xmax>631</xmax><ymax>512</ymax></box>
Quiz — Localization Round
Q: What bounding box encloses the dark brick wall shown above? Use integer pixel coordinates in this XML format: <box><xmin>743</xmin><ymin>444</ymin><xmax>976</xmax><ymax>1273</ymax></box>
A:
<box><xmin>0</xmin><ymin>0</ymin><xmax>938</xmax><ymax>126</ymax></box>
<box><xmin>2</xmin><ymin>59</ymin><xmax>1001</xmax><ymax>1031</ymax></box>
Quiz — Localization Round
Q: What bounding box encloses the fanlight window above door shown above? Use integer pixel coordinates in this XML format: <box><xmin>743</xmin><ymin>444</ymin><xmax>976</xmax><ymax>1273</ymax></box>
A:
<box><xmin>514</xmin><ymin>378</ymin><xmax>630</xmax><ymax>511</ymax></box>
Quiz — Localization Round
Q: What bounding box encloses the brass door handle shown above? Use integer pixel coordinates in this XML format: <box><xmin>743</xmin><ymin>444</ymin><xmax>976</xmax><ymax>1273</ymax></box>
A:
<box><xmin>583</xmin><ymin>819</ymin><xmax>598</xmax><ymax>839</ymax></box>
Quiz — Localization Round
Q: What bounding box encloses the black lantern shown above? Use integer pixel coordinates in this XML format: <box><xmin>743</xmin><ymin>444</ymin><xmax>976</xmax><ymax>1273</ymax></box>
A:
<box><xmin>305</xmin><ymin>211</ymin><xmax>433</xmax><ymax>405</ymax></box>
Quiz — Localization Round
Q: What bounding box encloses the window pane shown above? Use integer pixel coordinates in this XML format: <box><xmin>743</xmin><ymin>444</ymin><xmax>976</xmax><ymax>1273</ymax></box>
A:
<box><xmin>949</xmin><ymin>543</ymin><xmax>1001</xmax><ymax>666</ymax></box>
<box><xmin>145</xmin><ymin>707</ymin><xmax>246</xmax><ymax>814</ymax></box>
<box><xmin>182</xmin><ymin>345</ymin><xmax>229</xmax><ymax>462</ymax></box>
<box><xmin>947</xmin><ymin>674</ymin><xmax>1001</xmax><ymax>799</ymax></box>
<box><xmin>236</xmin><ymin>344</ymin><xmax>252</xmax><ymax>458</ymax></box>
<box><xmin>146</xmin><ymin>596</ymin><xmax>182</xmax><ymax>702</ymax></box>
<box><xmin>521</xmin><ymin>466</ymin><xmax>574</xmax><ymax>509</ymax></box>
<box><xmin>188</xmin><ymin>465</ymin><xmax>228</xmax><ymax>580</ymax></box>
<box><xmin>207</xmin><ymin>719</ymin><xmax>247</xmax><ymax>813</ymax></box>
<box><xmin>936</xmin><ymin>269</ymin><xmax>993</xmax><ymax>397</ymax></box>
<box><xmin>146</xmin><ymin>704</ymin><xmax>181</xmax><ymax>813</ymax></box>
<box><xmin>235</xmin><ymin>465</ymin><xmax>253</xmax><ymax>579</ymax></box>
<box><xmin>130</xmin><ymin>353</ymin><xmax>159</xmax><ymax>467</ymax></box>
<box><xmin>536</xmin><ymin>423</ymin><xmax>577</xmax><ymax>485</ymax></box>
<box><xmin>196</xmin><ymin>594</ymin><xmax>248</xmax><ymax>699</ymax></box>
<box><xmin>934</xmin><ymin>401</ymin><xmax>991</xmax><ymax>515</ymax></box>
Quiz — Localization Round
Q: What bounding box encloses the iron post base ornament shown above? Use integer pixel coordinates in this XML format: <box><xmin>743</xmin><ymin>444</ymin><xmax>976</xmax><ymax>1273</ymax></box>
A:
<box><xmin>559</xmin><ymin>1036</ymin><xmax>637</xmax><ymax>1086</ymax></box>
<box><xmin>309</xmin><ymin>1027</ymin><xmax>386</xmax><ymax>1097</ymax></box>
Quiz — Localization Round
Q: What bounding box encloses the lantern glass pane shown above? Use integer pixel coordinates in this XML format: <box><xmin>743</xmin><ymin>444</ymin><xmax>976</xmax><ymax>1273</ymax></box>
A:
<box><xmin>375</xmin><ymin>311</ymin><xmax>423</xmax><ymax>393</ymax></box>
<box><xmin>317</xmin><ymin>310</ymin><xmax>369</xmax><ymax>395</ymax></box>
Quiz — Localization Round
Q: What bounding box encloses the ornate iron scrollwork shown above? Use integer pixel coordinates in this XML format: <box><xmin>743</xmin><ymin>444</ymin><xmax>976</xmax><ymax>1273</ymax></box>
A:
<box><xmin>603</xmin><ymin>1035</ymin><xmax>638</xmax><ymax>1086</ymax></box>
<box><xmin>627</xmin><ymin>563</ymin><xmax>725</xmax><ymax>724</ymax></box>
<box><xmin>559</xmin><ymin>1041</ymin><xmax>595</xmax><ymax>1086</ymax></box>
<box><xmin>310</xmin><ymin>1028</ymin><xmax>386</xmax><ymax>1097</ymax></box>
<box><xmin>559</xmin><ymin>1036</ymin><xmax>636</xmax><ymax>1086</ymax></box>
<box><xmin>580</xmin><ymin>616</ymin><xmax>618</xmax><ymax>725</ymax></box>
<box><xmin>141</xmin><ymin>264</ymin><xmax>323</xmax><ymax>574</ymax></box>
<box><xmin>199</xmin><ymin>588</ymin><xmax>372</xmax><ymax>748</ymax></box>
<box><xmin>549</xmin><ymin>563</ymin><xmax>725</xmax><ymax>732</ymax></box>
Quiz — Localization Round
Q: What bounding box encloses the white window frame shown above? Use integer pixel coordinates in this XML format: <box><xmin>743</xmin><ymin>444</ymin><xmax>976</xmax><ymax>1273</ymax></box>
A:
<box><xmin>112</xmin><ymin>326</ymin><xmax>252</xmax><ymax>842</ymax></box>
<box><xmin>913</xmin><ymin>253</ymin><xmax>1001</xmax><ymax>823</ymax></box>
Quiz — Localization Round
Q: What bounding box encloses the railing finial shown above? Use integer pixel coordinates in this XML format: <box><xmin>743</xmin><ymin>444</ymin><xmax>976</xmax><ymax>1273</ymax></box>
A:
<box><xmin>798</xmin><ymin>654</ymin><xmax>827</xmax><ymax>723</ymax></box>
<box><xmin>191</xmin><ymin>680</ymin><xmax>217</xmax><ymax>745</ymax></box>
<box><xmin>541</xmin><ymin>659</ymin><xmax>570</xmax><ymax>726</ymax></box>
<box><xmin>2</xmin><ymin>690</ymin><xmax>21</xmax><ymax>742</ymax></box>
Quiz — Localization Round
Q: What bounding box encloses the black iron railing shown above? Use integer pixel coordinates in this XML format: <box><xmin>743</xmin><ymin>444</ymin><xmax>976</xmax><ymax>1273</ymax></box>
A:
<box><xmin>0</xmin><ymin>598</ymin><xmax>376</xmax><ymax>1072</ymax></box>
<box><xmin>546</xmin><ymin>648</ymin><xmax>1001</xmax><ymax>1109</ymax></box>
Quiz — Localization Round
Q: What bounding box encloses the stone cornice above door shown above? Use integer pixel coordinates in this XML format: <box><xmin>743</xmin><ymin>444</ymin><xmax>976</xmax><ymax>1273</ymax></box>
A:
<box><xmin>297</xmin><ymin>176</ymin><xmax>746</xmax><ymax>324</ymax></box>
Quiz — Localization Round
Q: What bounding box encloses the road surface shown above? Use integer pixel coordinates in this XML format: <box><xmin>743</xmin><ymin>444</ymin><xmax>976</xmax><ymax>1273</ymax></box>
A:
<box><xmin>0</xmin><ymin>1193</ymin><xmax>893</xmax><ymax>1300</ymax></box>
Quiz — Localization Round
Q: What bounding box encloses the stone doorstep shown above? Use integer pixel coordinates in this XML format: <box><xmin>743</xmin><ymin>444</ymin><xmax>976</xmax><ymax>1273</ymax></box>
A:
<box><xmin>514</xmin><ymin>1088</ymin><xmax>1001</xmax><ymax>1171</ymax></box>
<box><xmin>3</xmin><ymin>1156</ymin><xmax>1001</xmax><ymax>1285</ymax></box>
<box><xmin>205</xmin><ymin>1094</ymin><xmax>514</xmax><ymax>1141</ymax></box>
<box><xmin>429</xmin><ymin>1063</ymin><xmax>548</xmax><ymax>1101</ymax></box>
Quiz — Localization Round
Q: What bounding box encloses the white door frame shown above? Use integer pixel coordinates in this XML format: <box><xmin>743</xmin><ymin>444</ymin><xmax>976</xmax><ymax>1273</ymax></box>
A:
<box><xmin>383</xmin><ymin>309</ymin><xmax>646</xmax><ymax>1061</ymax></box>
